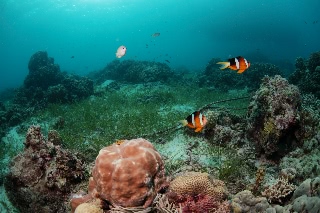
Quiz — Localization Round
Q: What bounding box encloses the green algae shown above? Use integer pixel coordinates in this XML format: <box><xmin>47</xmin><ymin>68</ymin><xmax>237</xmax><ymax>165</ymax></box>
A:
<box><xmin>32</xmin><ymin>83</ymin><xmax>249</xmax><ymax>161</ymax></box>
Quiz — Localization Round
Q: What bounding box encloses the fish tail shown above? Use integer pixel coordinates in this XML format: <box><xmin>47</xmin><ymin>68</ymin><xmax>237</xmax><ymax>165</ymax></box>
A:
<box><xmin>216</xmin><ymin>62</ymin><xmax>230</xmax><ymax>70</ymax></box>
<box><xmin>180</xmin><ymin>120</ymin><xmax>188</xmax><ymax>127</ymax></box>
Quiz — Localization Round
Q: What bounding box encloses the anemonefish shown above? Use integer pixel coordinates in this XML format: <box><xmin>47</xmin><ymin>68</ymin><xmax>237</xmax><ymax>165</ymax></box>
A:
<box><xmin>116</xmin><ymin>45</ymin><xmax>127</xmax><ymax>58</ymax></box>
<box><xmin>181</xmin><ymin>111</ymin><xmax>207</xmax><ymax>132</ymax></box>
<box><xmin>217</xmin><ymin>56</ymin><xmax>250</xmax><ymax>74</ymax></box>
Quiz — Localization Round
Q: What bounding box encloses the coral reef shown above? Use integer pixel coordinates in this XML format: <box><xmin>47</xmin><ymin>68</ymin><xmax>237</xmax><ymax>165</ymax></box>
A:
<box><xmin>278</xmin><ymin>177</ymin><xmax>320</xmax><ymax>212</ymax></box>
<box><xmin>280</xmin><ymin>133</ymin><xmax>320</xmax><ymax>181</ymax></box>
<box><xmin>74</xmin><ymin>199</ymin><xmax>103</xmax><ymax>213</ymax></box>
<box><xmin>25</xmin><ymin>51</ymin><xmax>64</xmax><ymax>90</ymax></box>
<box><xmin>289</xmin><ymin>51</ymin><xmax>320</xmax><ymax>98</ymax></box>
<box><xmin>167</xmin><ymin>172</ymin><xmax>230</xmax><ymax>212</ymax></box>
<box><xmin>231</xmin><ymin>190</ymin><xmax>272</xmax><ymax>212</ymax></box>
<box><xmin>153</xmin><ymin>193</ymin><xmax>178</xmax><ymax>212</ymax></box>
<box><xmin>261</xmin><ymin>177</ymin><xmax>296</xmax><ymax>204</ymax></box>
<box><xmin>4</xmin><ymin>125</ymin><xmax>86</xmax><ymax>213</ymax></box>
<box><xmin>15</xmin><ymin>51</ymin><xmax>94</xmax><ymax>107</ymax></box>
<box><xmin>90</xmin><ymin>59</ymin><xmax>174</xmax><ymax>84</ymax></box>
<box><xmin>252</xmin><ymin>167</ymin><xmax>265</xmax><ymax>193</ymax></box>
<box><xmin>247</xmin><ymin>75</ymin><xmax>302</xmax><ymax>159</ymax></box>
<box><xmin>169</xmin><ymin>172</ymin><xmax>227</xmax><ymax>200</ymax></box>
<box><xmin>174</xmin><ymin>194</ymin><xmax>230</xmax><ymax>213</ymax></box>
<box><xmin>71</xmin><ymin>138</ymin><xmax>167</xmax><ymax>211</ymax></box>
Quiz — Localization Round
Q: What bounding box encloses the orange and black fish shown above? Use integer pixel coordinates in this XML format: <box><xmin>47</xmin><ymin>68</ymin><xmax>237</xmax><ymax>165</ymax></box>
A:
<box><xmin>217</xmin><ymin>56</ymin><xmax>250</xmax><ymax>74</ymax></box>
<box><xmin>181</xmin><ymin>111</ymin><xmax>207</xmax><ymax>132</ymax></box>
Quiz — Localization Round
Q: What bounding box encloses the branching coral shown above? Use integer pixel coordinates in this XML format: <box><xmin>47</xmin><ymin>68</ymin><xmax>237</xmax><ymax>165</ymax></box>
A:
<box><xmin>261</xmin><ymin>177</ymin><xmax>296</xmax><ymax>204</ymax></box>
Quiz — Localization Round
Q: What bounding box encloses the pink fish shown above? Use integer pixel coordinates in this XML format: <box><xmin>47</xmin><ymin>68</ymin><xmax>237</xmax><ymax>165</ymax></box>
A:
<box><xmin>115</xmin><ymin>45</ymin><xmax>127</xmax><ymax>58</ymax></box>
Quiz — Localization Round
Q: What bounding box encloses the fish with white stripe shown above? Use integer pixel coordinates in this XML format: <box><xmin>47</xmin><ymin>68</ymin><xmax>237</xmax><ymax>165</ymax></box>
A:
<box><xmin>180</xmin><ymin>111</ymin><xmax>207</xmax><ymax>133</ymax></box>
<box><xmin>217</xmin><ymin>56</ymin><xmax>250</xmax><ymax>74</ymax></box>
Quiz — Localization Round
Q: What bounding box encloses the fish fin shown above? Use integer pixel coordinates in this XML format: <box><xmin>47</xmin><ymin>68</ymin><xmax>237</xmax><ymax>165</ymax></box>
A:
<box><xmin>237</xmin><ymin>69</ymin><xmax>245</xmax><ymax>74</ymax></box>
<box><xmin>216</xmin><ymin>62</ymin><xmax>230</xmax><ymax>70</ymax></box>
<box><xmin>195</xmin><ymin>127</ymin><xmax>202</xmax><ymax>132</ymax></box>
<box><xmin>180</xmin><ymin>120</ymin><xmax>188</xmax><ymax>127</ymax></box>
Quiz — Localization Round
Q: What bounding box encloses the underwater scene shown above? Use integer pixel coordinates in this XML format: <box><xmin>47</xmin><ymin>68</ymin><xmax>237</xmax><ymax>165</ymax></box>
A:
<box><xmin>1</xmin><ymin>0</ymin><xmax>320</xmax><ymax>212</ymax></box>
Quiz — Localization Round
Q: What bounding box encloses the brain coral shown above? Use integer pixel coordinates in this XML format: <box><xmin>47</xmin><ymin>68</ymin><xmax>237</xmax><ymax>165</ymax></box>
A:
<box><xmin>90</xmin><ymin>138</ymin><xmax>167</xmax><ymax>208</ymax></box>
<box><xmin>169</xmin><ymin>172</ymin><xmax>227</xmax><ymax>200</ymax></box>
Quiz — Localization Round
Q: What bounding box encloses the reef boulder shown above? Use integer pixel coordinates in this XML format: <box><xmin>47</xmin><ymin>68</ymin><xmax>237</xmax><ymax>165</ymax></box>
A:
<box><xmin>4</xmin><ymin>126</ymin><xmax>86</xmax><ymax>213</ymax></box>
<box><xmin>247</xmin><ymin>75</ymin><xmax>301</xmax><ymax>160</ymax></box>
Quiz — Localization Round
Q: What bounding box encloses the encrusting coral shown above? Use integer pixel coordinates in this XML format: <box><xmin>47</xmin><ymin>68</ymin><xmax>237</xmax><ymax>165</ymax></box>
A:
<box><xmin>71</xmin><ymin>138</ymin><xmax>168</xmax><ymax>211</ymax></box>
<box><xmin>231</xmin><ymin>190</ymin><xmax>271</xmax><ymax>212</ymax></box>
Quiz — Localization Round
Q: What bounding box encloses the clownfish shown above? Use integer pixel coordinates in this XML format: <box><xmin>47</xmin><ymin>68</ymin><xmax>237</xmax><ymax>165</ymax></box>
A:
<box><xmin>181</xmin><ymin>111</ymin><xmax>207</xmax><ymax>133</ymax></box>
<box><xmin>217</xmin><ymin>56</ymin><xmax>250</xmax><ymax>74</ymax></box>
<box><xmin>116</xmin><ymin>45</ymin><xmax>127</xmax><ymax>58</ymax></box>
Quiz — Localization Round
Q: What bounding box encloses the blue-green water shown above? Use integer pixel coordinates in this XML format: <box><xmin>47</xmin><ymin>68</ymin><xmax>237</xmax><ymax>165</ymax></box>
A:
<box><xmin>0</xmin><ymin>0</ymin><xmax>319</xmax><ymax>90</ymax></box>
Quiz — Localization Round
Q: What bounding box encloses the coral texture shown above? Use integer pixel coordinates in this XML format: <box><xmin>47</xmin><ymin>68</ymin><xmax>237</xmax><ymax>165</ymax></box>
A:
<box><xmin>75</xmin><ymin>202</ymin><xmax>103</xmax><ymax>213</ymax></box>
<box><xmin>247</xmin><ymin>75</ymin><xmax>301</xmax><ymax>159</ymax></box>
<box><xmin>289</xmin><ymin>51</ymin><xmax>320</xmax><ymax>98</ymax></box>
<box><xmin>280</xmin><ymin>133</ymin><xmax>320</xmax><ymax>180</ymax></box>
<box><xmin>90</xmin><ymin>138</ymin><xmax>167</xmax><ymax>208</ymax></box>
<box><xmin>261</xmin><ymin>177</ymin><xmax>296</xmax><ymax>204</ymax></box>
<box><xmin>168</xmin><ymin>172</ymin><xmax>229</xmax><ymax>212</ymax></box>
<box><xmin>4</xmin><ymin>125</ymin><xmax>86</xmax><ymax>213</ymax></box>
<box><xmin>231</xmin><ymin>190</ymin><xmax>271</xmax><ymax>212</ymax></box>
<box><xmin>279</xmin><ymin>177</ymin><xmax>320</xmax><ymax>212</ymax></box>
<box><xmin>16</xmin><ymin>51</ymin><xmax>94</xmax><ymax>107</ymax></box>
<box><xmin>169</xmin><ymin>172</ymin><xmax>227</xmax><ymax>200</ymax></box>
<box><xmin>92</xmin><ymin>59</ymin><xmax>174</xmax><ymax>84</ymax></box>
<box><xmin>176</xmin><ymin>194</ymin><xmax>230</xmax><ymax>213</ymax></box>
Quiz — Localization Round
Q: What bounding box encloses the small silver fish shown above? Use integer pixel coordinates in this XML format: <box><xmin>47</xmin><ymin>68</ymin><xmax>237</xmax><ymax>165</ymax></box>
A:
<box><xmin>152</xmin><ymin>32</ymin><xmax>160</xmax><ymax>37</ymax></box>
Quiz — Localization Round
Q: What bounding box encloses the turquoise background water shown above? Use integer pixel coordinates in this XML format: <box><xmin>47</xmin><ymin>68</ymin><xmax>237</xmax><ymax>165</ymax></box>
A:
<box><xmin>0</xmin><ymin>0</ymin><xmax>319</xmax><ymax>90</ymax></box>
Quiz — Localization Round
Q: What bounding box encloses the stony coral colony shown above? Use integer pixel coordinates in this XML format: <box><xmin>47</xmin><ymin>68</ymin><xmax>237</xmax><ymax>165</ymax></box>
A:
<box><xmin>1</xmin><ymin>51</ymin><xmax>320</xmax><ymax>212</ymax></box>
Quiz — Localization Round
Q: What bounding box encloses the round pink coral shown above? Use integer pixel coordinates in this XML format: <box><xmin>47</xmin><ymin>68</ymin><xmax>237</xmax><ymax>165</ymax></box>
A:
<box><xmin>91</xmin><ymin>138</ymin><xmax>166</xmax><ymax>208</ymax></box>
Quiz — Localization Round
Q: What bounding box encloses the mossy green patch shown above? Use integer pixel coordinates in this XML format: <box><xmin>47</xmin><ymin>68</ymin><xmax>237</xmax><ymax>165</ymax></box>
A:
<box><xmin>33</xmin><ymin>82</ymin><xmax>249</xmax><ymax>161</ymax></box>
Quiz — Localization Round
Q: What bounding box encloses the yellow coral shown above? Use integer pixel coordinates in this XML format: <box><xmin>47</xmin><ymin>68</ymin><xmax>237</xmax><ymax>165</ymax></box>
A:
<box><xmin>75</xmin><ymin>202</ymin><xmax>103</xmax><ymax>213</ymax></box>
<box><xmin>262</xmin><ymin>119</ymin><xmax>280</xmax><ymax>140</ymax></box>
<box><xmin>169</xmin><ymin>172</ymin><xmax>227</xmax><ymax>200</ymax></box>
<box><xmin>114</xmin><ymin>139</ymin><xmax>125</xmax><ymax>145</ymax></box>
<box><xmin>253</xmin><ymin>167</ymin><xmax>265</xmax><ymax>192</ymax></box>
